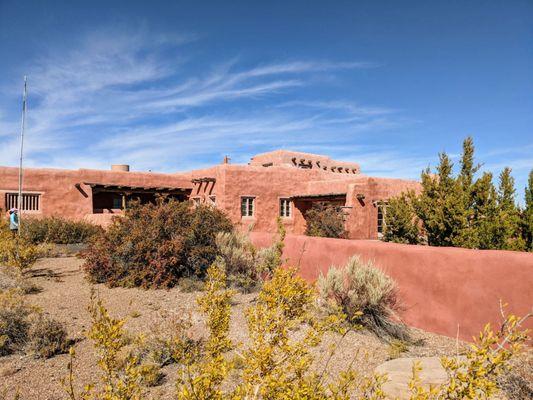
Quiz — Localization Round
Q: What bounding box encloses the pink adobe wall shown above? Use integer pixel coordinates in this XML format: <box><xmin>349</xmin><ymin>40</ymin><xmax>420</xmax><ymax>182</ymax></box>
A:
<box><xmin>0</xmin><ymin>166</ymin><xmax>192</xmax><ymax>219</ymax></box>
<box><xmin>250</xmin><ymin>233</ymin><xmax>533</xmax><ymax>341</ymax></box>
<box><xmin>188</xmin><ymin>164</ymin><xmax>420</xmax><ymax>239</ymax></box>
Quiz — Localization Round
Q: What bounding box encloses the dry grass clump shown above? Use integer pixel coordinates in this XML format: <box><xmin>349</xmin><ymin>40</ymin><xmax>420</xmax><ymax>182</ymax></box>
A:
<box><xmin>177</xmin><ymin>276</ymin><xmax>205</xmax><ymax>293</ymax></box>
<box><xmin>318</xmin><ymin>255</ymin><xmax>410</xmax><ymax>341</ymax></box>
<box><xmin>0</xmin><ymin>290</ymin><xmax>33</xmax><ymax>356</ymax></box>
<box><xmin>0</xmin><ymin>267</ymin><xmax>41</xmax><ymax>294</ymax></box>
<box><xmin>0</xmin><ymin>289</ymin><xmax>68</xmax><ymax>358</ymax></box>
<box><xmin>26</xmin><ymin>313</ymin><xmax>70</xmax><ymax>358</ymax></box>
<box><xmin>215</xmin><ymin>219</ymin><xmax>286</xmax><ymax>292</ymax></box>
<box><xmin>135</xmin><ymin>309</ymin><xmax>201</xmax><ymax>368</ymax></box>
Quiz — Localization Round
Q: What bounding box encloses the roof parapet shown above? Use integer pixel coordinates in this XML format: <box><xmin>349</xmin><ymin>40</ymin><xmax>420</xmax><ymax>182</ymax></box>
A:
<box><xmin>249</xmin><ymin>150</ymin><xmax>360</xmax><ymax>174</ymax></box>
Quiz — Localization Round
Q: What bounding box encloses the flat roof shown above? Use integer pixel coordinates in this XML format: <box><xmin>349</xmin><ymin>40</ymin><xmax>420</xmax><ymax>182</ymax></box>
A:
<box><xmin>83</xmin><ymin>182</ymin><xmax>191</xmax><ymax>193</ymax></box>
<box><xmin>289</xmin><ymin>192</ymin><xmax>346</xmax><ymax>200</ymax></box>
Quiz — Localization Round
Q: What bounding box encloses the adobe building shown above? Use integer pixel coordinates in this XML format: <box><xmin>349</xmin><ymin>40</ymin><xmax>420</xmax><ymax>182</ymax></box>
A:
<box><xmin>0</xmin><ymin>150</ymin><xmax>419</xmax><ymax>240</ymax></box>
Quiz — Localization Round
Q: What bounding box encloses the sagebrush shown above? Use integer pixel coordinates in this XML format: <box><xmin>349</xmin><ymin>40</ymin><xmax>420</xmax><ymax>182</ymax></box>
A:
<box><xmin>318</xmin><ymin>255</ymin><xmax>409</xmax><ymax>341</ymax></box>
<box><xmin>215</xmin><ymin>218</ymin><xmax>286</xmax><ymax>291</ymax></box>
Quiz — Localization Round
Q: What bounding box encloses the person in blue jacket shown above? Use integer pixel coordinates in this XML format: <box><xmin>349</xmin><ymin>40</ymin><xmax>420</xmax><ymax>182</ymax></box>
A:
<box><xmin>9</xmin><ymin>208</ymin><xmax>19</xmax><ymax>237</ymax></box>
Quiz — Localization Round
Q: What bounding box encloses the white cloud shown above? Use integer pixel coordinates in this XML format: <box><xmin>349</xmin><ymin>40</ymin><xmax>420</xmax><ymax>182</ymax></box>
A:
<box><xmin>0</xmin><ymin>27</ymin><xmax>413</xmax><ymax>174</ymax></box>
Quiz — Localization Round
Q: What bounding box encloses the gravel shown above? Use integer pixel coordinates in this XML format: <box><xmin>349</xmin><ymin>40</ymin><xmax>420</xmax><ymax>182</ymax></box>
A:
<box><xmin>0</xmin><ymin>257</ymin><xmax>528</xmax><ymax>399</ymax></box>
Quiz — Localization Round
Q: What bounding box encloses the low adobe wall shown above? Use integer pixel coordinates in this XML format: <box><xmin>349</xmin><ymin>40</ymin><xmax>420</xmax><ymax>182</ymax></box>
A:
<box><xmin>250</xmin><ymin>233</ymin><xmax>533</xmax><ymax>341</ymax></box>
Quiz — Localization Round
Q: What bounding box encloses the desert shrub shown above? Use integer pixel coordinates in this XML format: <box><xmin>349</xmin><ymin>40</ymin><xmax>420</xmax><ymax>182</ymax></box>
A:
<box><xmin>176</xmin><ymin>262</ymin><xmax>386</xmax><ymax>399</ymax></box>
<box><xmin>0</xmin><ymin>290</ymin><xmax>34</xmax><ymax>356</ymax></box>
<box><xmin>138</xmin><ymin>363</ymin><xmax>164</xmax><ymax>387</ymax></box>
<box><xmin>63</xmin><ymin>292</ymin><xmax>145</xmax><ymax>399</ymax></box>
<box><xmin>387</xmin><ymin>338</ymin><xmax>409</xmax><ymax>359</ymax></box>
<box><xmin>305</xmin><ymin>202</ymin><xmax>346</xmax><ymax>238</ymax></box>
<box><xmin>25</xmin><ymin>313</ymin><xmax>69</xmax><ymax>358</ymax></box>
<box><xmin>0</xmin><ymin>234</ymin><xmax>40</xmax><ymax>272</ymax></box>
<box><xmin>20</xmin><ymin>217</ymin><xmax>102</xmax><ymax>245</ymax></box>
<box><xmin>215</xmin><ymin>219</ymin><xmax>286</xmax><ymax>292</ymax></box>
<box><xmin>177</xmin><ymin>277</ymin><xmax>205</xmax><ymax>292</ymax></box>
<box><xmin>135</xmin><ymin>309</ymin><xmax>200</xmax><ymax>367</ymax></box>
<box><xmin>64</xmin><ymin>263</ymin><xmax>530</xmax><ymax>400</ymax></box>
<box><xmin>0</xmin><ymin>267</ymin><xmax>40</xmax><ymax>294</ymax></box>
<box><xmin>0</xmin><ymin>289</ymin><xmax>68</xmax><ymax>358</ymax></box>
<box><xmin>83</xmin><ymin>198</ymin><xmax>233</xmax><ymax>288</ymax></box>
<box><xmin>408</xmin><ymin>310</ymin><xmax>530</xmax><ymax>399</ymax></box>
<box><xmin>215</xmin><ymin>230</ymin><xmax>257</xmax><ymax>290</ymax></box>
<box><xmin>318</xmin><ymin>255</ymin><xmax>409</xmax><ymax>341</ymax></box>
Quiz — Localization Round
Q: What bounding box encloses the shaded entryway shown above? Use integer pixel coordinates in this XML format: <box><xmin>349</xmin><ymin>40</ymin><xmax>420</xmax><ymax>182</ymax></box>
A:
<box><xmin>85</xmin><ymin>182</ymin><xmax>191</xmax><ymax>213</ymax></box>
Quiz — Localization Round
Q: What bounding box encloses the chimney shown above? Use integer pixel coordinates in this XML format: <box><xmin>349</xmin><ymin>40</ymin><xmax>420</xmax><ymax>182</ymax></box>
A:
<box><xmin>111</xmin><ymin>164</ymin><xmax>130</xmax><ymax>172</ymax></box>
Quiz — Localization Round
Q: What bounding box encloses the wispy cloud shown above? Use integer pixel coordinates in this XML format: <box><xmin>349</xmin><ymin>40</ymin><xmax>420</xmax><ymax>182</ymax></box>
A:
<box><xmin>0</xmin><ymin>27</ymin><xmax>406</xmax><ymax>173</ymax></box>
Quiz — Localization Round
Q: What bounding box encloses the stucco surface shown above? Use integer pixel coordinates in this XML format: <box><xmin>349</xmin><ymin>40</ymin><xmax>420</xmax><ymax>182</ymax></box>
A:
<box><xmin>1</xmin><ymin>150</ymin><xmax>420</xmax><ymax>239</ymax></box>
<box><xmin>0</xmin><ymin>166</ymin><xmax>192</xmax><ymax>219</ymax></box>
<box><xmin>250</xmin><ymin>233</ymin><xmax>533</xmax><ymax>341</ymax></box>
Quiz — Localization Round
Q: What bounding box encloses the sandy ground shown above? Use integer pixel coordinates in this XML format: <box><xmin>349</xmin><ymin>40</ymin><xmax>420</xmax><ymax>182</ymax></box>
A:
<box><xmin>0</xmin><ymin>257</ymin><xmax>529</xmax><ymax>399</ymax></box>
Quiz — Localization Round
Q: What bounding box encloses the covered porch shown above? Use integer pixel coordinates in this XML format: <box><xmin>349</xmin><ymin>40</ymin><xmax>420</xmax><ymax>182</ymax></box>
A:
<box><xmin>84</xmin><ymin>182</ymin><xmax>191</xmax><ymax>214</ymax></box>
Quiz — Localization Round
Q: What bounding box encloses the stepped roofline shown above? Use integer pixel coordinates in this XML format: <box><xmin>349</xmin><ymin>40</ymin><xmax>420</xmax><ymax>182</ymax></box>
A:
<box><xmin>249</xmin><ymin>150</ymin><xmax>360</xmax><ymax>174</ymax></box>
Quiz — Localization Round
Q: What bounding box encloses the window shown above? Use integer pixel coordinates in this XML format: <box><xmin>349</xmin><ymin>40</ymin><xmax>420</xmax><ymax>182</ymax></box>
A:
<box><xmin>112</xmin><ymin>196</ymin><xmax>123</xmax><ymax>209</ymax></box>
<box><xmin>241</xmin><ymin>197</ymin><xmax>255</xmax><ymax>217</ymax></box>
<box><xmin>279</xmin><ymin>198</ymin><xmax>291</xmax><ymax>218</ymax></box>
<box><xmin>5</xmin><ymin>192</ymin><xmax>41</xmax><ymax>212</ymax></box>
<box><xmin>377</xmin><ymin>202</ymin><xmax>388</xmax><ymax>237</ymax></box>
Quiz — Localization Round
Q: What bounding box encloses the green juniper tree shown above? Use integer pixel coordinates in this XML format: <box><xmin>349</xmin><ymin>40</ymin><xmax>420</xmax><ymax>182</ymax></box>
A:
<box><xmin>416</xmin><ymin>153</ymin><xmax>467</xmax><ymax>247</ymax></box>
<box><xmin>455</xmin><ymin>137</ymin><xmax>481</xmax><ymax>248</ymax></box>
<box><xmin>471</xmin><ymin>172</ymin><xmax>499</xmax><ymax>249</ymax></box>
<box><xmin>382</xmin><ymin>191</ymin><xmax>421</xmax><ymax>244</ymax></box>
<box><xmin>523</xmin><ymin>170</ymin><xmax>533</xmax><ymax>251</ymax></box>
<box><xmin>495</xmin><ymin>168</ymin><xmax>525</xmax><ymax>250</ymax></box>
<box><xmin>384</xmin><ymin>137</ymin><xmax>528</xmax><ymax>251</ymax></box>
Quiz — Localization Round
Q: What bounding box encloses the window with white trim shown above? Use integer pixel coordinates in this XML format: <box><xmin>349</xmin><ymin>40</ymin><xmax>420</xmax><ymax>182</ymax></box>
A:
<box><xmin>241</xmin><ymin>197</ymin><xmax>255</xmax><ymax>217</ymax></box>
<box><xmin>279</xmin><ymin>198</ymin><xmax>291</xmax><ymax>218</ymax></box>
<box><xmin>5</xmin><ymin>192</ymin><xmax>41</xmax><ymax>211</ymax></box>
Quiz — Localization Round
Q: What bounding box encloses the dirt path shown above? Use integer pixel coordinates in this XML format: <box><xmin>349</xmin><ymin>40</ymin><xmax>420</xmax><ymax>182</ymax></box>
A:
<box><xmin>0</xmin><ymin>257</ymin><xmax>474</xmax><ymax>399</ymax></box>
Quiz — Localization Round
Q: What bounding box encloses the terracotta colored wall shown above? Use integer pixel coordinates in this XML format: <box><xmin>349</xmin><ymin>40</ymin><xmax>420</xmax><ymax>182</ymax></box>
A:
<box><xmin>0</xmin><ymin>166</ymin><xmax>192</xmax><ymax>219</ymax></box>
<box><xmin>250</xmin><ymin>233</ymin><xmax>533</xmax><ymax>341</ymax></box>
<box><xmin>0</xmin><ymin>152</ymin><xmax>420</xmax><ymax>240</ymax></box>
<box><xmin>190</xmin><ymin>165</ymin><xmax>420</xmax><ymax>239</ymax></box>
<box><xmin>345</xmin><ymin>178</ymin><xmax>420</xmax><ymax>239</ymax></box>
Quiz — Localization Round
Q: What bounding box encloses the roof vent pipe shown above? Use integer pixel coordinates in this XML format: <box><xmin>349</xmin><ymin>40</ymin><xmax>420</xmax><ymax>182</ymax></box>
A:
<box><xmin>111</xmin><ymin>164</ymin><xmax>130</xmax><ymax>172</ymax></box>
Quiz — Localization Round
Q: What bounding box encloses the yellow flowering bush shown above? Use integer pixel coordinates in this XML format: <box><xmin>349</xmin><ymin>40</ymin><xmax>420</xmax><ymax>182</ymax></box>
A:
<box><xmin>63</xmin><ymin>291</ymin><xmax>145</xmax><ymax>400</ymax></box>
<box><xmin>63</xmin><ymin>257</ymin><xmax>530</xmax><ymax>400</ymax></box>
<box><xmin>408</xmin><ymin>309</ymin><xmax>530</xmax><ymax>400</ymax></box>
<box><xmin>0</xmin><ymin>221</ymin><xmax>40</xmax><ymax>272</ymax></box>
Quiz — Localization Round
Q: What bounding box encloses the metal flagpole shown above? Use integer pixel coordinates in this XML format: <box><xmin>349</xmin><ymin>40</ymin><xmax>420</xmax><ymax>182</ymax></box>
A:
<box><xmin>17</xmin><ymin>76</ymin><xmax>28</xmax><ymax>233</ymax></box>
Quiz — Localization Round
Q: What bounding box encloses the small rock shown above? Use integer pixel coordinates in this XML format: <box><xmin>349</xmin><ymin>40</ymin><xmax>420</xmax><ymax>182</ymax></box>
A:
<box><xmin>375</xmin><ymin>356</ymin><xmax>447</xmax><ymax>399</ymax></box>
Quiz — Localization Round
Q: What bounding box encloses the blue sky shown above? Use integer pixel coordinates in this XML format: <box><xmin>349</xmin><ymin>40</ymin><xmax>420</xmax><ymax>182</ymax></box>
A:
<box><xmin>0</xmin><ymin>0</ymin><xmax>532</xmax><ymax>199</ymax></box>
